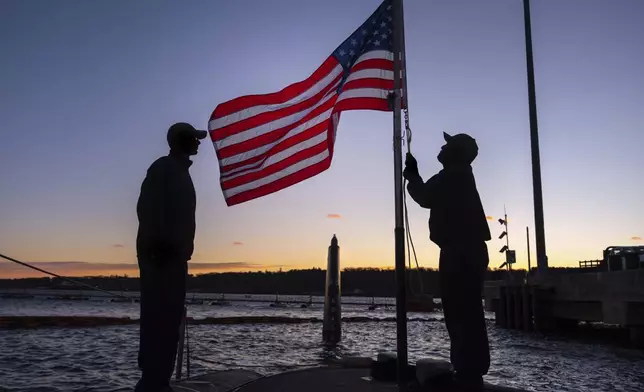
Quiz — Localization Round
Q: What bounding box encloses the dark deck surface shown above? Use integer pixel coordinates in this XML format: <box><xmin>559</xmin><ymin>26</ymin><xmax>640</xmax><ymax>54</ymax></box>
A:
<box><xmin>172</xmin><ymin>367</ymin><xmax>532</xmax><ymax>392</ymax></box>
<box><xmin>172</xmin><ymin>369</ymin><xmax>262</xmax><ymax>391</ymax></box>
<box><xmin>237</xmin><ymin>367</ymin><xmax>401</xmax><ymax>391</ymax></box>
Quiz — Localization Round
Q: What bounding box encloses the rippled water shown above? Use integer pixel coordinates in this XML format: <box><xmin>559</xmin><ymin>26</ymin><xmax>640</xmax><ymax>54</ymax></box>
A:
<box><xmin>1</xmin><ymin>298</ymin><xmax>644</xmax><ymax>392</ymax></box>
<box><xmin>0</xmin><ymin>296</ymin><xmax>405</xmax><ymax>321</ymax></box>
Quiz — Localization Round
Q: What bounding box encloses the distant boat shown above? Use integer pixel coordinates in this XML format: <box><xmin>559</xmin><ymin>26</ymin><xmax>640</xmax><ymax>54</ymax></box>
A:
<box><xmin>210</xmin><ymin>293</ymin><xmax>230</xmax><ymax>306</ymax></box>
<box><xmin>406</xmin><ymin>294</ymin><xmax>437</xmax><ymax>312</ymax></box>
<box><xmin>185</xmin><ymin>293</ymin><xmax>205</xmax><ymax>305</ymax></box>
<box><xmin>110</xmin><ymin>297</ymin><xmax>134</xmax><ymax>303</ymax></box>
<box><xmin>368</xmin><ymin>296</ymin><xmax>378</xmax><ymax>310</ymax></box>
<box><xmin>111</xmin><ymin>290</ymin><xmax>135</xmax><ymax>303</ymax></box>
<box><xmin>57</xmin><ymin>295</ymin><xmax>89</xmax><ymax>301</ymax></box>
<box><xmin>269</xmin><ymin>293</ymin><xmax>287</xmax><ymax>308</ymax></box>
<box><xmin>300</xmin><ymin>295</ymin><xmax>314</xmax><ymax>308</ymax></box>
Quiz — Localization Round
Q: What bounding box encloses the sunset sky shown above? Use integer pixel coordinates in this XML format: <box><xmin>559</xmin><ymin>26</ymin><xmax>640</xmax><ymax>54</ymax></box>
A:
<box><xmin>1</xmin><ymin>0</ymin><xmax>643</xmax><ymax>279</ymax></box>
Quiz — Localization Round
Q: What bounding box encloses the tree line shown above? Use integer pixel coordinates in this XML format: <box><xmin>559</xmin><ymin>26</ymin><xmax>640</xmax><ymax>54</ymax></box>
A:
<box><xmin>0</xmin><ymin>266</ymin><xmax>589</xmax><ymax>298</ymax></box>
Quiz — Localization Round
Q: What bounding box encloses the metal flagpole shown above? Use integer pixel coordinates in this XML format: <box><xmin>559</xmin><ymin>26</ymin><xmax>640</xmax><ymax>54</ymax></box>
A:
<box><xmin>522</xmin><ymin>0</ymin><xmax>548</xmax><ymax>276</ymax></box>
<box><xmin>391</xmin><ymin>0</ymin><xmax>408</xmax><ymax>389</ymax></box>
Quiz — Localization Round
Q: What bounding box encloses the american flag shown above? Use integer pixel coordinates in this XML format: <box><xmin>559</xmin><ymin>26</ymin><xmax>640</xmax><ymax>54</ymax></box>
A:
<box><xmin>209</xmin><ymin>0</ymin><xmax>400</xmax><ymax>206</ymax></box>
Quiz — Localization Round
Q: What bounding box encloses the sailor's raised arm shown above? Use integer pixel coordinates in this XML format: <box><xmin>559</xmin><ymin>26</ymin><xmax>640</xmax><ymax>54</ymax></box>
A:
<box><xmin>403</xmin><ymin>152</ymin><xmax>440</xmax><ymax>209</ymax></box>
<box><xmin>406</xmin><ymin>173</ymin><xmax>440</xmax><ymax>209</ymax></box>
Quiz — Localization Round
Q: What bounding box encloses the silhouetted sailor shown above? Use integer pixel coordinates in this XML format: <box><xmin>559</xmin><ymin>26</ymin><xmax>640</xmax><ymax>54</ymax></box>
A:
<box><xmin>135</xmin><ymin>122</ymin><xmax>207</xmax><ymax>392</ymax></box>
<box><xmin>403</xmin><ymin>132</ymin><xmax>491</xmax><ymax>390</ymax></box>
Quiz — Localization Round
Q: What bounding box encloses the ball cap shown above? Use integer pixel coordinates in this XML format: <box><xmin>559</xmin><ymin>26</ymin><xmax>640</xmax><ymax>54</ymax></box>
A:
<box><xmin>167</xmin><ymin>122</ymin><xmax>208</xmax><ymax>145</ymax></box>
<box><xmin>443</xmin><ymin>131</ymin><xmax>479</xmax><ymax>163</ymax></box>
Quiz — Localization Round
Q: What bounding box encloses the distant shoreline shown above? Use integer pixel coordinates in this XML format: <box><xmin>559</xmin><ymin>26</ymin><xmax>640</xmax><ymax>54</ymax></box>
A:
<box><xmin>0</xmin><ymin>267</ymin><xmax>589</xmax><ymax>298</ymax></box>
<box><xmin>0</xmin><ymin>288</ymin><xmax>398</xmax><ymax>302</ymax></box>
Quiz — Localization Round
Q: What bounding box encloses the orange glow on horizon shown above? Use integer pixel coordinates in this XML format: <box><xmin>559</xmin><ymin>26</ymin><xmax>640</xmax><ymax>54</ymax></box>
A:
<box><xmin>1</xmin><ymin>255</ymin><xmax>586</xmax><ymax>279</ymax></box>
<box><xmin>0</xmin><ymin>235</ymin><xmax>601</xmax><ymax>279</ymax></box>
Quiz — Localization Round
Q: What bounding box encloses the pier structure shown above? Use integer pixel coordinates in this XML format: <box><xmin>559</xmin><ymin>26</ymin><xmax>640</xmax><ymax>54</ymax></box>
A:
<box><xmin>484</xmin><ymin>269</ymin><xmax>644</xmax><ymax>347</ymax></box>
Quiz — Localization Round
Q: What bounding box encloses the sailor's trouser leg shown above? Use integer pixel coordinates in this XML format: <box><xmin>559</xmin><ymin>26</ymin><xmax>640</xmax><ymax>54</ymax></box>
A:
<box><xmin>136</xmin><ymin>260</ymin><xmax>187</xmax><ymax>391</ymax></box>
<box><xmin>439</xmin><ymin>243</ymin><xmax>490</xmax><ymax>379</ymax></box>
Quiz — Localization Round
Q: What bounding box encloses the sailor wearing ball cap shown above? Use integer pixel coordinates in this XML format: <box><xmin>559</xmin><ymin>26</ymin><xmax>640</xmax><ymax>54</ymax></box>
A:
<box><xmin>403</xmin><ymin>131</ymin><xmax>491</xmax><ymax>390</ymax></box>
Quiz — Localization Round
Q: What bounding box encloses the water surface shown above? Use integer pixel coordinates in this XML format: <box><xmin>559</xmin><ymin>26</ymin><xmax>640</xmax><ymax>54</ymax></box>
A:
<box><xmin>1</xmin><ymin>298</ymin><xmax>643</xmax><ymax>392</ymax></box>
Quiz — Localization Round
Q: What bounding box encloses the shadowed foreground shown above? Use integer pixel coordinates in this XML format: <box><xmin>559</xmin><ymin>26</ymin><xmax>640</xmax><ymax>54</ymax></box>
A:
<box><xmin>173</xmin><ymin>366</ymin><xmax>531</xmax><ymax>392</ymax></box>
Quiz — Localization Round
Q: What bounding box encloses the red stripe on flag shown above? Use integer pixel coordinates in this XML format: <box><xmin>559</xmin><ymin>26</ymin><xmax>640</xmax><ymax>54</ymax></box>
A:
<box><xmin>212</xmin><ymin>57</ymin><xmax>339</xmax><ymax>119</ymax></box>
<box><xmin>225</xmin><ymin>156</ymin><xmax>332</xmax><ymax>206</ymax></box>
<box><xmin>334</xmin><ymin>97</ymin><xmax>391</xmax><ymax>112</ymax></box>
<box><xmin>342</xmin><ymin>78</ymin><xmax>393</xmax><ymax>92</ymax></box>
<box><xmin>351</xmin><ymin>58</ymin><xmax>393</xmax><ymax>72</ymax></box>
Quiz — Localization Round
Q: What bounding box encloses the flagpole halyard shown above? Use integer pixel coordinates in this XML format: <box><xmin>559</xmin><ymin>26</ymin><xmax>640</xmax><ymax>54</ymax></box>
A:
<box><xmin>391</xmin><ymin>0</ymin><xmax>409</xmax><ymax>390</ymax></box>
<box><xmin>400</xmin><ymin>0</ymin><xmax>411</xmax><ymax>154</ymax></box>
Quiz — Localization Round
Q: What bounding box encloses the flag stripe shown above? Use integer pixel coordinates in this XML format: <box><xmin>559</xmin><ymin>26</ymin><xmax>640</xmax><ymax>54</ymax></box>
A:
<box><xmin>225</xmin><ymin>148</ymin><xmax>331</xmax><ymax>198</ymax></box>
<box><xmin>225</xmin><ymin>155</ymin><xmax>332</xmax><ymax>206</ymax></box>
<box><xmin>343</xmin><ymin>77</ymin><xmax>393</xmax><ymax>92</ymax></box>
<box><xmin>337</xmin><ymin>87</ymin><xmax>391</xmax><ymax>102</ymax></box>
<box><xmin>221</xmin><ymin>122</ymin><xmax>329</xmax><ymax>180</ymax></box>
<box><xmin>210</xmin><ymin>62</ymin><xmax>343</xmax><ymax>130</ymax></box>
<box><xmin>212</xmin><ymin>57</ymin><xmax>339</xmax><ymax>119</ymax></box>
<box><xmin>211</xmin><ymin>69</ymin><xmax>343</xmax><ymax>140</ymax></box>
<box><xmin>344</xmin><ymin>68</ymin><xmax>393</xmax><ymax>85</ymax></box>
<box><xmin>334</xmin><ymin>97</ymin><xmax>391</xmax><ymax>112</ymax></box>
<box><xmin>351</xmin><ymin>58</ymin><xmax>394</xmax><ymax>73</ymax></box>
<box><xmin>216</xmin><ymin>93</ymin><xmax>338</xmax><ymax>158</ymax></box>
<box><xmin>212</xmin><ymin>72</ymin><xmax>342</xmax><ymax>142</ymax></box>
<box><xmin>220</xmin><ymin>120</ymin><xmax>329</xmax><ymax>177</ymax></box>
<box><xmin>352</xmin><ymin>50</ymin><xmax>394</xmax><ymax>65</ymax></box>
<box><xmin>222</xmin><ymin>136</ymin><xmax>329</xmax><ymax>190</ymax></box>
<box><xmin>214</xmin><ymin>89</ymin><xmax>338</xmax><ymax>150</ymax></box>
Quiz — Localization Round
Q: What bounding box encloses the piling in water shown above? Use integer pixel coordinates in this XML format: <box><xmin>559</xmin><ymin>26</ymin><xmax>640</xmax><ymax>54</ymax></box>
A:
<box><xmin>498</xmin><ymin>285</ymin><xmax>508</xmax><ymax>328</ymax></box>
<box><xmin>323</xmin><ymin>235</ymin><xmax>341</xmax><ymax>344</ymax></box>
<box><xmin>505</xmin><ymin>284</ymin><xmax>515</xmax><ymax>329</ymax></box>
<box><xmin>513</xmin><ymin>285</ymin><xmax>523</xmax><ymax>330</ymax></box>
<box><xmin>522</xmin><ymin>284</ymin><xmax>533</xmax><ymax>332</ymax></box>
